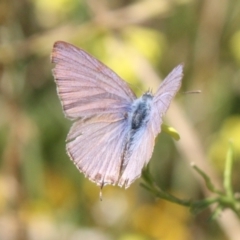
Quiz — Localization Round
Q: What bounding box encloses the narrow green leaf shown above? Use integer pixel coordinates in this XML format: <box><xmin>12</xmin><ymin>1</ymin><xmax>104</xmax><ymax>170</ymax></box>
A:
<box><xmin>191</xmin><ymin>163</ymin><xmax>222</xmax><ymax>194</ymax></box>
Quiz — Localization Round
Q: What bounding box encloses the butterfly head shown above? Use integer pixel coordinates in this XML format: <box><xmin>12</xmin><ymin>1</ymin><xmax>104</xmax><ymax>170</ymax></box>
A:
<box><xmin>142</xmin><ymin>91</ymin><xmax>153</xmax><ymax>100</ymax></box>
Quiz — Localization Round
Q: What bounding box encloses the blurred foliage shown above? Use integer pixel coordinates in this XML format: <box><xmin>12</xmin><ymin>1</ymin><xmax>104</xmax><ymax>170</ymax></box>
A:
<box><xmin>143</xmin><ymin>142</ymin><xmax>240</xmax><ymax>220</ymax></box>
<box><xmin>209</xmin><ymin>116</ymin><xmax>240</xmax><ymax>172</ymax></box>
<box><xmin>0</xmin><ymin>0</ymin><xmax>240</xmax><ymax>240</ymax></box>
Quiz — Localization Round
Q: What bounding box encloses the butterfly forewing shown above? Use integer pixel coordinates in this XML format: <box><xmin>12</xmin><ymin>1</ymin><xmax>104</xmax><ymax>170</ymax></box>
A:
<box><xmin>51</xmin><ymin>41</ymin><xmax>136</xmax><ymax>119</ymax></box>
<box><xmin>153</xmin><ymin>65</ymin><xmax>183</xmax><ymax>113</ymax></box>
<box><xmin>151</xmin><ymin>65</ymin><xmax>183</xmax><ymax>133</ymax></box>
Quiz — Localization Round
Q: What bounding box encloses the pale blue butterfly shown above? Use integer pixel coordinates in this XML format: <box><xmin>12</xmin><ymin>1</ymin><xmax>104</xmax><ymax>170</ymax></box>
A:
<box><xmin>51</xmin><ymin>41</ymin><xmax>183</xmax><ymax>189</ymax></box>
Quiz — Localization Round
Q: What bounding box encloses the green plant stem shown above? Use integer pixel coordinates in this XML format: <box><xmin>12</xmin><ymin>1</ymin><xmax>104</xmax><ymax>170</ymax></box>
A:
<box><xmin>224</xmin><ymin>141</ymin><xmax>234</xmax><ymax>199</ymax></box>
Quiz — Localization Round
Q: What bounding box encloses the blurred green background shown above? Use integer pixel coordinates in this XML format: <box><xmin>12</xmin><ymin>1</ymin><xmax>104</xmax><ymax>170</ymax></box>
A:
<box><xmin>1</xmin><ymin>0</ymin><xmax>240</xmax><ymax>239</ymax></box>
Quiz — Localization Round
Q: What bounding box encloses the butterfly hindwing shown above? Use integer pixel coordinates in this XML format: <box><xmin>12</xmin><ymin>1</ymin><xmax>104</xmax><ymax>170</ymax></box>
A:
<box><xmin>118</xmin><ymin>118</ymin><xmax>156</xmax><ymax>188</ymax></box>
<box><xmin>67</xmin><ymin>114</ymin><xmax>129</xmax><ymax>186</ymax></box>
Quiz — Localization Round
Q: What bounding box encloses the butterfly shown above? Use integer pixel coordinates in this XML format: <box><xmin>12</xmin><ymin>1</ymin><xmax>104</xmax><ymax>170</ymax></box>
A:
<box><xmin>51</xmin><ymin>41</ymin><xmax>183</xmax><ymax>189</ymax></box>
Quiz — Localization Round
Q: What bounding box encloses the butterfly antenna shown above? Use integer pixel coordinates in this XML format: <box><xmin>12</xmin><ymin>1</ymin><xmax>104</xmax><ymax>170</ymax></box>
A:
<box><xmin>148</xmin><ymin>88</ymin><xmax>153</xmax><ymax>94</ymax></box>
<box><xmin>182</xmin><ymin>90</ymin><xmax>201</xmax><ymax>94</ymax></box>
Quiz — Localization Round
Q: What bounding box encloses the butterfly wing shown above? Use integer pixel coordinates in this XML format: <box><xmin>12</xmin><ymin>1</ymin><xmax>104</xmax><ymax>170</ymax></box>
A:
<box><xmin>51</xmin><ymin>41</ymin><xmax>136</xmax><ymax>120</ymax></box>
<box><xmin>119</xmin><ymin>65</ymin><xmax>183</xmax><ymax>188</ymax></box>
<box><xmin>67</xmin><ymin>114</ymin><xmax>129</xmax><ymax>186</ymax></box>
<box><xmin>152</xmin><ymin>64</ymin><xmax>183</xmax><ymax>133</ymax></box>
<box><xmin>118</xmin><ymin>121</ymin><xmax>155</xmax><ymax>188</ymax></box>
<box><xmin>51</xmin><ymin>41</ymin><xmax>137</xmax><ymax>186</ymax></box>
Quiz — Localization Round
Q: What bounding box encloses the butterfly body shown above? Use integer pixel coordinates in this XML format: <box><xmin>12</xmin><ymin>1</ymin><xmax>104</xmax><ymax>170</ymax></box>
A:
<box><xmin>130</xmin><ymin>92</ymin><xmax>153</xmax><ymax>130</ymax></box>
<box><xmin>51</xmin><ymin>41</ymin><xmax>183</xmax><ymax>189</ymax></box>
